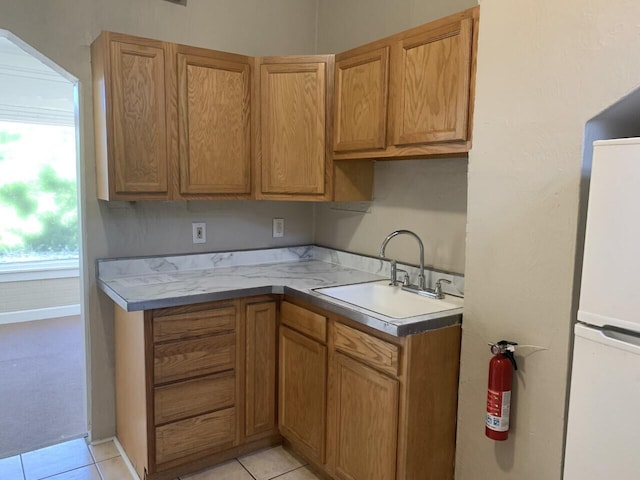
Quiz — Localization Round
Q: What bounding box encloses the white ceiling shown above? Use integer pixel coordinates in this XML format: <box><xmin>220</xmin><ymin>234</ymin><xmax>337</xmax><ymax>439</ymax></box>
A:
<box><xmin>0</xmin><ymin>36</ymin><xmax>75</xmax><ymax>126</ymax></box>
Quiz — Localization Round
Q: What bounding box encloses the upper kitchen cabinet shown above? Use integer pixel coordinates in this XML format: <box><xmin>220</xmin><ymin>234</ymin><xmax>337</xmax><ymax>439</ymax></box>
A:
<box><xmin>333</xmin><ymin>47</ymin><xmax>389</xmax><ymax>152</ymax></box>
<box><xmin>173</xmin><ymin>45</ymin><xmax>252</xmax><ymax>199</ymax></box>
<box><xmin>91</xmin><ymin>32</ymin><xmax>253</xmax><ymax>201</ymax></box>
<box><xmin>92</xmin><ymin>32</ymin><xmax>170</xmax><ymax>201</ymax></box>
<box><xmin>333</xmin><ymin>7</ymin><xmax>479</xmax><ymax>160</ymax></box>
<box><xmin>92</xmin><ymin>8</ymin><xmax>477</xmax><ymax>202</ymax></box>
<box><xmin>392</xmin><ymin>17</ymin><xmax>472</xmax><ymax>146</ymax></box>
<box><xmin>255</xmin><ymin>55</ymin><xmax>334</xmax><ymax>201</ymax></box>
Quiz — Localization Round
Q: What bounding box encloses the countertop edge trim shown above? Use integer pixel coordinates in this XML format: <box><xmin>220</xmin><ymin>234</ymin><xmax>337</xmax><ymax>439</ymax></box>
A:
<box><xmin>97</xmin><ymin>279</ymin><xmax>461</xmax><ymax>336</ymax></box>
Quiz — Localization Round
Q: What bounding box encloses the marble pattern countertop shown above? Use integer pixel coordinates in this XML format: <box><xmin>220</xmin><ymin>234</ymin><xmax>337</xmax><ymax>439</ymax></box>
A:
<box><xmin>97</xmin><ymin>245</ymin><xmax>464</xmax><ymax>336</ymax></box>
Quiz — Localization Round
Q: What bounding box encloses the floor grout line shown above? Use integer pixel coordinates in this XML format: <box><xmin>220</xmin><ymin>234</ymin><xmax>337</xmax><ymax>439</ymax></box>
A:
<box><xmin>18</xmin><ymin>440</ymin><xmax>98</xmax><ymax>480</ymax></box>
<box><xmin>236</xmin><ymin>457</ymin><xmax>258</xmax><ymax>480</ymax></box>
<box><xmin>37</xmin><ymin>463</ymin><xmax>95</xmax><ymax>480</ymax></box>
<box><xmin>268</xmin><ymin>464</ymin><xmax>308</xmax><ymax>480</ymax></box>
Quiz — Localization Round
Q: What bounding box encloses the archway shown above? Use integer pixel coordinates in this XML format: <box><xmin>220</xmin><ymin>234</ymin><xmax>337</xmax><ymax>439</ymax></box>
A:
<box><xmin>0</xmin><ymin>31</ymin><xmax>87</xmax><ymax>457</ymax></box>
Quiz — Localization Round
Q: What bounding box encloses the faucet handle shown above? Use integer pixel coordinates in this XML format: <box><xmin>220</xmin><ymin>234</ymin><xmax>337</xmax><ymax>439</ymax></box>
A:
<box><xmin>396</xmin><ymin>269</ymin><xmax>410</xmax><ymax>286</ymax></box>
<box><xmin>435</xmin><ymin>278</ymin><xmax>452</xmax><ymax>296</ymax></box>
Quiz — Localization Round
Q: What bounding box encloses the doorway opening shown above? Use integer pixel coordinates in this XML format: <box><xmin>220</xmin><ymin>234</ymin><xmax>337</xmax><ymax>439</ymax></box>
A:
<box><xmin>0</xmin><ymin>32</ymin><xmax>86</xmax><ymax>458</ymax></box>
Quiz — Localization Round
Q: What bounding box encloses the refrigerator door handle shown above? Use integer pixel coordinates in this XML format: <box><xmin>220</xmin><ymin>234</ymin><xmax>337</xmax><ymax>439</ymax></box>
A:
<box><xmin>576</xmin><ymin>323</ymin><xmax>640</xmax><ymax>354</ymax></box>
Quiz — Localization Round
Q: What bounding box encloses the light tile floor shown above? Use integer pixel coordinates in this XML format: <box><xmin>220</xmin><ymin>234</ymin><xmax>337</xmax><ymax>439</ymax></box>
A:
<box><xmin>0</xmin><ymin>438</ymin><xmax>129</xmax><ymax>480</ymax></box>
<box><xmin>0</xmin><ymin>440</ymin><xmax>322</xmax><ymax>480</ymax></box>
<box><xmin>183</xmin><ymin>446</ymin><xmax>321</xmax><ymax>480</ymax></box>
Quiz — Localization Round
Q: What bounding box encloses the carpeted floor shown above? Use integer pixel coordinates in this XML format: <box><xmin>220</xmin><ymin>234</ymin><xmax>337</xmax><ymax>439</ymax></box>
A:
<box><xmin>0</xmin><ymin>315</ymin><xmax>87</xmax><ymax>459</ymax></box>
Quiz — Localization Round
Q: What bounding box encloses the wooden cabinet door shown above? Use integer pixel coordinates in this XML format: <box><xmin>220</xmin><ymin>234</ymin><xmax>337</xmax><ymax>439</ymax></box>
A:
<box><xmin>106</xmin><ymin>36</ymin><xmax>169</xmax><ymax>197</ymax></box>
<box><xmin>176</xmin><ymin>47</ymin><xmax>252</xmax><ymax>197</ymax></box>
<box><xmin>392</xmin><ymin>17</ymin><xmax>473</xmax><ymax>145</ymax></box>
<box><xmin>258</xmin><ymin>56</ymin><xmax>332</xmax><ymax>200</ymax></box>
<box><xmin>279</xmin><ymin>325</ymin><xmax>327</xmax><ymax>463</ymax></box>
<box><xmin>328</xmin><ymin>352</ymin><xmax>399</xmax><ymax>480</ymax></box>
<box><xmin>334</xmin><ymin>47</ymin><xmax>389</xmax><ymax>152</ymax></box>
<box><xmin>245</xmin><ymin>301</ymin><xmax>277</xmax><ymax>439</ymax></box>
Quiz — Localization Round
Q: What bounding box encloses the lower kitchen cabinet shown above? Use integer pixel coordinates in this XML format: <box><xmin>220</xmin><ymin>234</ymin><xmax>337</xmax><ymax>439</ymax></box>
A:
<box><xmin>245</xmin><ymin>300</ymin><xmax>278</xmax><ymax>440</ymax></box>
<box><xmin>278</xmin><ymin>301</ymin><xmax>329</xmax><ymax>464</ymax></box>
<box><xmin>278</xmin><ymin>325</ymin><xmax>327</xmax><ymax>464</ymax></box>
<box><xmin>113</xmin><ymin>294</ymin><xmax>460</xmax><ymax>480</ymax></box>
<box><xmin>328</xmin><ymin>352</ymin><xmax>399</xmax><ymax>480</ymax></box>
<box><xmin>114</xmin><ymin>296</ymin><xmax>280</xmax><ymax>480</ymax></box>
<box><xmin>280</xmin><ymin>298</ymin><xmax>462</xmax><ymax>480</ymax></box>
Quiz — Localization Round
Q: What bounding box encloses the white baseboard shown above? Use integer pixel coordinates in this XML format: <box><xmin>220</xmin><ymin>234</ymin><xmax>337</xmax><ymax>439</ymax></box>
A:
<box><xmin>111</xmin><ymin>437</ymin><xmax>141</xmax><ymax>480</ymax></box>
<box><xmin>0</xmin><ymin>304</ymin><xmax>80</xmax><ymax>325</ymax></box>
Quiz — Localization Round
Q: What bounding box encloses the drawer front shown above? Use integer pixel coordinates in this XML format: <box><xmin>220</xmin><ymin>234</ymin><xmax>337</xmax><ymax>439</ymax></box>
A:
<box><xmin>153</xmin><ymin>306</ymin><xmax>236</xmax><ymax>343</ymax></box>
<box><xmin>154</xmin><ymin>333</ymin><xmax>236</xmax><ymax>384</ymax></box>
<box><xmin>333</xmin><ymin>322</ymin><xmax>399</xmax><ymax>376</ymax></box>
<box><xmin>155</xmin><ymin>407</ymin><xmax>236</xmax><ymax>466</ymax></box>
<box><xmin>154</xmin><ymin>371</ymin><xmax>235</xmax><ymax>425</ymax></box>
<box><xmin>281</xmin><ymin>301</ymin><xmax>327</xmax><ymax>342</ymax></box>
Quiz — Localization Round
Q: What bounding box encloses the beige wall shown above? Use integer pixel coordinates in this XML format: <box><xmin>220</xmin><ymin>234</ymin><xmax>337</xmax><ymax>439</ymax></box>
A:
<box><xmin>0</xmin><ymin>0</ymin><xmax>318</xmax><ymax>440</ymax></box>
<box><xmin>0</xmin><ymin>277</ymin><xmax>80</xmax><ymax>312</ymax></box>
<box><xmin>458</xmin><ymin>0</ymin><xmax>640</xmax><ymax>478</ymax></box>
<box><xmin>315</xmin><ymin>158</ymin><xmax>468</xmax><ymax>273</ymax></box>
<box><xmin>99</xmin><ymin>201</ymin><xmax>314</xmax><ymax>259</ymax></box>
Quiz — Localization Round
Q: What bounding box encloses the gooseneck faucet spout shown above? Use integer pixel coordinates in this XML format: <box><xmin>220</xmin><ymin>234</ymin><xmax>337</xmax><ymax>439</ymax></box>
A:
<box><xmin>379</xmin><ymin>229</ymin><xmax>426</xmax><ymax>290</ymax></box>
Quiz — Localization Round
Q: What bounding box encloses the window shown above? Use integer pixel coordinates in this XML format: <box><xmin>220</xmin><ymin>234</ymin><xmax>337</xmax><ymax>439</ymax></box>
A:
<box><xmin>0</xmin><ymin>121</ymin><xmax>77</xmax><ymax>263</ymax></box>
<box><xmin>0</xmin><ymin>34</ymin><xmax>77</xmax><ymax>268</ymax></box>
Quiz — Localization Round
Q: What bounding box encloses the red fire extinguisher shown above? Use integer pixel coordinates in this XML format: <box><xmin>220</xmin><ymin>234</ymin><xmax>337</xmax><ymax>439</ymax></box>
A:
<box><xmin>485</xmin><ymin>340</ymin><xmax>518</xmax><ymax>441</ymax></box>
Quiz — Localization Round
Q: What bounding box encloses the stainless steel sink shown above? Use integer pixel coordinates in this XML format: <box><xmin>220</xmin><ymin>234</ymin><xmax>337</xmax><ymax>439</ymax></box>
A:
<box><xmin>314</xmin><ymin>280</ymin><xmax>462</xmax><ymax>319</ymax></box>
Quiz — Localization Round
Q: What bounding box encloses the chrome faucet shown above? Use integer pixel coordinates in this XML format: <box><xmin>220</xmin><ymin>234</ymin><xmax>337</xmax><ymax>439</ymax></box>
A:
<box><xmin>379</xmin><ymin>230</ymin><xmax>426</xmax><ymax>290</ymax></box>
<box><xmin>386</xmin><ymin>259</ymin><xmax>410</xmax><ymax>286</ymax></box>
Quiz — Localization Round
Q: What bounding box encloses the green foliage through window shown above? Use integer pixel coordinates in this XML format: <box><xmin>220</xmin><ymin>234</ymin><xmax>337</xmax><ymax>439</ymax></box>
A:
<box><xmin>0</xmin><ymin>122</ymin><xmax>78</xmax><ymax>262</ymax></box>
<box><xmin>0</xmin><ymin>131</ymin><xmax>21</xmax><ymax>162</ymax></box>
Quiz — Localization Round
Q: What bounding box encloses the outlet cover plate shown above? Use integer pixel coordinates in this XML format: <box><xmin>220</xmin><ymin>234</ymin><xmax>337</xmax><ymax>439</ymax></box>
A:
<box><xmin>192</xmin><ymin>222</ymin><xmax>206</xmax><ymax>244</ymax></box>
<box><xmin>272</xmin><ymin>218</ymin><xmax>284</xmax><ymax>238</ymax></box>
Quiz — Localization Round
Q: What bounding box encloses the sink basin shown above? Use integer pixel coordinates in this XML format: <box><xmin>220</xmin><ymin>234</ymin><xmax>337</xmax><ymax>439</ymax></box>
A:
<box><xmin>314</xmin><ymin>280</ymin><xmax>462</xmax><ymax>319</ymax></box>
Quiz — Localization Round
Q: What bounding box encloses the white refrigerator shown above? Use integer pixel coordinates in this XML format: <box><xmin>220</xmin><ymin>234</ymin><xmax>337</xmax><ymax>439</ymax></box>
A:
<box><xmin>564</xmin><ymin>138</ymin><xmax>640</xmax><ymax>478</ymax></box>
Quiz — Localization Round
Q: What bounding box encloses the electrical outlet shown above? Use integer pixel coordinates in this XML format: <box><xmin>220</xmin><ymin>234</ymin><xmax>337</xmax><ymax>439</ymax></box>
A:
<box><xmin>272</xmin><ymin>218</ymin><xmax>284</xmax><ymax>238</ymax></box>
<box><xmin>192</xmin><ymin>222</ymin><xmax>206</xmax><ymax>244</ymax></box>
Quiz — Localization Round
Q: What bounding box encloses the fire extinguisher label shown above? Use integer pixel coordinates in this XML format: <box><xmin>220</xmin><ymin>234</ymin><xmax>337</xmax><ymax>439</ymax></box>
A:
<box><xmin>486</xmin><ymin>389</ymin><xmax>510</xmax><ymax>432</ymax></box>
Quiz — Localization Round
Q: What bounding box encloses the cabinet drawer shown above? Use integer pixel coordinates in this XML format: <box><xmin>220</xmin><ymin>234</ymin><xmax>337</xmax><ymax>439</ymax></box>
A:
<box><xmin>153</xmin><ymin>306</ymin><xmax>236</xmax><ymax>343</ymax></box>
<box><xmin>154</xmin><ymin>371</ymin><xmax>235</xmax><ymax>425</ymax></box>
<box><xmin>333</xmin><ymin>322</ymin><xmax>399</xmax><ymax>376</ymax></box>
<box><xmin>154</xmin><ymin>333</ymin><xmax>236</xmax><ymax>384</ymax></box>
<box><xmin>281</xmin><ymin>301</ymin><xmax>327</xmax><ymax>342</ymax></box>
<box><xmin>155</xmin><ymin>407</ymin><xmax>236</xmax><ymax>466</ymax></box>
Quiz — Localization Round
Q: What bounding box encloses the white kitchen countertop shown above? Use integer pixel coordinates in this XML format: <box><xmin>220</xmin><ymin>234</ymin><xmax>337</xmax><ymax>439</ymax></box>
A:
<box><xmin>97</xmin><ymin>245</ymin><xmax>464</xmax><ymax>336</ymax></box>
